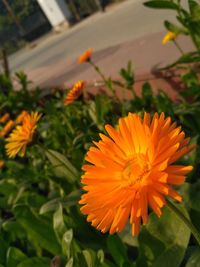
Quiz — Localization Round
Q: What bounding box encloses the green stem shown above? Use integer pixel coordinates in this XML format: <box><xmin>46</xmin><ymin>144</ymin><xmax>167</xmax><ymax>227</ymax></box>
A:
<box><xmin>89</xmin><ymin>60</ymin><xmax>117</xmax><ymax>98</ymax></box>
<box><xmin>173</xmin><ymin>40</ymin><xmax>185</xmax><ymax>55</ymax></box>
<box><xmin>166</xmin><ymin>199</ymin><xmax>200</xmax><ymax>246</ymax></box>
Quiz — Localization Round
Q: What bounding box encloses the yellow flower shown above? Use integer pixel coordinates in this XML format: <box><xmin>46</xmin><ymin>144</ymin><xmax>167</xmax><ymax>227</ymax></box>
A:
<box><xmin>5</xmin><ymin>112</ymin><xmax>42</xmax><ymax>158</ymax></box>
<box><xmin>0</xmin><ymin>120</ymin><xmax>15</xmax><ymax>137</ymax></box>
<box><xmin>77</xmin><ymin>48</ymin><xmax>93</xmax><ymax>64</ymax></box>
<box><xmin>0</xmin><ymin>113</ymin><xmax>10</xmax><ymax>124</ymax></box>
<box><xmin>162</xmin><ymin>31</ymin><xmax>177</xmax><ymax>45</ymax></box>
<box><xmin>64</xmin><ymin>80</ymin><xmax>85</xmax><ymax>105</ymax></box>
<box><xmin>79</xmin><ymin>112</ymin><xmax>194</xmax><ymax>236</ymax></box>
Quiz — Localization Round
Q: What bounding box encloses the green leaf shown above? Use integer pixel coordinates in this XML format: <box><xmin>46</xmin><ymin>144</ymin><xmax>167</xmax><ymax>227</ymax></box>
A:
<box><xmin>0</xmin><ymin>237</ymin><xmax>8</xmax><ymax>265</ymax></box>
<box><xmin>82</xmin><ymin>249</ymin><xmax>104</xmax><ymax>267</ymax></box>
<box><xmin>46</xmin><ymin>149</ymin><xmax>79</xmax><ymax>183</ymax></box>
<box><xmin>181</xmin><ymin>182</ymin><xmax>200</xmax><ymax>212</ymax></box>
<box><xmin>17</xmin><ymin>257</ymin><xmax>50</xmax><ymax>267</ymax></box>
<box><xmin>186</xmin><ymin>248</ymin><xmax>200</xmax><ymax>267</ymax></box>
<box><xmin>65</xmin><ymin>258</ymin><xmax>73</xmax><ymax>267</ymax></box>
<box><xmin>40</xmin><ymin>190</ymin><xmax>81</xmax><ymax>214</ymax></box>
<box><xmin>14</xmin><ymin>205</ymin><xmax>61</xmax><ymax>255</ymax></box>
<box><xmin>62</xmin><ymin>229</ymin><xmax>73</xmax><ymax>259</ymax></box>
<box><xmin>2</xmin><ymin>221</ymin><xmax>25</xmax><ymax>241</ymax></box>
<box><xmin>6</xmin><ymin>247</ymin><xmax>27</xmax><ymax>267</ymax></box>
<box><xmin>82</xmin><ymin>250</ymin><xmax>93</xmax><ymax>267</ymax></box>
<box><xmin>163</xmin><ymin>52</ymin><xmax>200</xmax><ymax>69</ymax></box>
<box><xmin>53</xmin><ymin>203</ymin><xmax>67</xmax><ymax>243</ymax></box>
<box><xmin>142</xmin><ymin>82</ymin><xmax>153</xmax><ymax>109</ymax></box>
<box><xmin>144</xmin><ymin>1</ymin><xmax>178</xmax><ymax>10</ymax></box>
<box><xmin>107</xmin><ymin>235</ymin><xmax>129</xmax><ymax>267</ymax></box>
<box><xmin>188</xmin><ymin>0</ymin><xmax>200</xmax><ymax>20</ymax></box>
<box><xmin>164</xmin><ymin>20</ymin><xmax>188</xmax><ymax>35</ymax></box>
<box><xmin>146</xmin><ymin>205</ymin><xmax>190</xmax><ymax>267</ymax></box>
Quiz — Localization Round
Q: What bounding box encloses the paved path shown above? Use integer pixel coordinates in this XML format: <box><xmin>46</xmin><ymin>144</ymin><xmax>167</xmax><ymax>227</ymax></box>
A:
<box><xmin>10</xmin><ymin>0</ymin><xmax>177</xmax><ymax>72</ymax></box>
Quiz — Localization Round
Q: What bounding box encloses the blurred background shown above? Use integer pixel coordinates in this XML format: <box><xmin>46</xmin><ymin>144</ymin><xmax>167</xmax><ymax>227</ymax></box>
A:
<box><xmin>0</xmin><ymin>0</ymin><xmax>122</xmax><ymax>56</ymax></box>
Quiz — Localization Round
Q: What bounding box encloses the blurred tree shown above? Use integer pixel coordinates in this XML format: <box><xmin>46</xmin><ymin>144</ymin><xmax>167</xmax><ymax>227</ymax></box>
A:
<box><xmin>0</xmin><ymin>0</ymin><xmax>37</xmax><ymax>30</ymax></box>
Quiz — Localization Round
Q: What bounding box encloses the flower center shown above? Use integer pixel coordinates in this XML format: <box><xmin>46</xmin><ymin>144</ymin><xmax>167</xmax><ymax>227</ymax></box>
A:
<box><xmin>121</xmin><ymin>154</ymin><xmax>150</xmax><ymax>188</ymax></box>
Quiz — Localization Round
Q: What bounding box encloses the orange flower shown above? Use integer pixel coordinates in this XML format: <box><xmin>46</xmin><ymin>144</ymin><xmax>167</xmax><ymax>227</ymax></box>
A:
<box><xmin>79</xmin><ymin>112</ymin><xmax>194</xmax><ymax>236</ymax></box>
<box><xmin>64</xmin><ymin>80</ymin><xmax>85</xmax><ymax>105</ymax></box>
<box><xmin>0</xmin><ymin>120</ymin><xmax>15</xmax><ymax>137</ymax></box>
<box><xmin>5</xmin><ymin>112</ymin><xmax>41</xmax><ymax>158</ymax></box>
<box><xmin>162</xmin><ymin>31</ymin><xmax>177</xmax><ymax>45</ymax></box>
<box><xmin>0</xmin><ymin>113</ymin><xmax>10</xmax><ymax>124</ymax></box>
<box><xmin>15</xmin><ymin>110</ymin><xmax>28</xmax><ymax>124</ymax></box>
<box><xmin>78</xmin><ymin>48</ymin><xmax>93</xmax><ymax>64</ymax></box>
<box><xmin>0</xmin><ymin>160</ymin><xmax>5</xmax><ymax>169</ymax></box>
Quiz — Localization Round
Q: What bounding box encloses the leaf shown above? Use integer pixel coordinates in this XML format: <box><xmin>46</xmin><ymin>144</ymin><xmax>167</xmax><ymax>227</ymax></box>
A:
<box><xmin>40</xmin><ymin>190</ymin><xmax>81</xmax><ymax>214</ymax></box>
<box><xmin>53</xmin><ymin>203</ymin><xmax>67</xmax><ymax>243</ymax></box>
<box><xmin>46</xmin><ymin>149</ymin><xmax>79</xmax><ymax>183</ymax></box>
<box><xmin>62</xmin><ymin>229</ymin><xmax>73</xmax><ymax>259</ymax></box>
<box><xmin>17</xmin><ymin>257</ymin><xmax>50</xmax><ymax>267</ymax></box>
<box><xmin>164</xmin><ymin>20</ymin><xmax>188</xmax><ymax>35</ymax></box>
<box><xmin>14</xmin><ymin>205</ymin><xmax>61</xmax><ymax>255</ymax></box>
<box><xmin>6</xmin><ymin>247</ymin><xmax>27</xmax><ymax>267</ymax></box>
<box><xmin>82</xmin><ymin>249</ymin><xmax>104</xmax><ymax>267</ymax></box>
<box><xmin>65</xmin><ymin>258</ymin><xmax>73</xmax><ymax>267</ymax></box>
<box><xmin>107</xmin><ymin>235</ymin><xmax>129</xmax><ymax>267</ymax></box>
<box><xmin>142</xmin><ymin>82</ymin><xmax>153</xmax><ymax>109</ymax></box>
<box><xmin>144</xmin><ymin>1</ymin><xmax>178</xmax><ymax>10</ymax></box>
<box><xmin>188</xmin><ymin>0</ymin><xmax>200</xmax><ymax>20</ymax></box>
<box><xmin>181</xmin><ymin>182</ymin><xmax>200</xmax><ymax>212</ymax></box>
<box><xmin>82</xmin><ymin>250</ymin><xmax>93</xmax><ymax>267</ymax></box>
<box><xmin>139</xmin><ymin>205</ymin><xmax>190</xmax><ymax>267</ymax></box>
<box><xmin>186</xmin><ymin>248</ymin><xmax>200</xmax><ymax>267</ymax></box>
<box><xmin>2</xmin><ymin>221</ymin><xmax>25</xmax><ymax>241</ymax></box>
<box><xmin>163</xmin><ymin>52</ymin><xmax>200</xmax><ymax>69</ymax></box>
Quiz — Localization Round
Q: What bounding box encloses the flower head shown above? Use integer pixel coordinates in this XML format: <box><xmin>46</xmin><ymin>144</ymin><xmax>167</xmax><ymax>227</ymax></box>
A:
<box><xmin>5</xmin><ymin>112</ymin><xmax>41</xmax><ymax>158</ymax></box>
<box><xmin>64</xmin><ymin>80</ymin><xmax>85</xmax><ymax>105</ymax></box>
<box><xmin>162</xmin><ymin>31</ymin><xmax>177</xmax><ymax>45</ymax></box>
<box><xmin>15</xmin><ymin>110</ymin><xmax>28</xmax><ymax>124</ymax></box>
<box><xmin>79</xmin><ymin>112</ymin><xmax>194</xmax><ymax>236</ymax></box>
<box><xmin>78</xmin><ymin>48</ymin><xmax>93</xmax><ymax>64</ymax></box>
<box><xmin>0</xmin><ymin>113</ymin><xmax>10</xmax><ymax>124</ymax></box>
<box><xmin>0</xmin><ymin>120</ymin><xmax>15</xmax><ymax>137</ymax></box>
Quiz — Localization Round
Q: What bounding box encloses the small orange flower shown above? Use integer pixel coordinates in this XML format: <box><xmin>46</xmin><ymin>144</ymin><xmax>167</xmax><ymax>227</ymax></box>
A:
<box><xmin>78</xmin><ymin>48</ymin><xmax>93</xmax><ymax>64</ymax></box>
<box><xmin>5</xmin><ymin>112</ymin><xmax>42</xmax><ymax>158</ymax></box>
<box><xmin>15</xmin><ymin>110</ymin><xmax>28</xmax><ymax>124</ymax></box>
<box><xmin>64</xmin><ymin>80</ymin><xmax>85</xmax><ymax>105</ymax></box>
<box><xmin>79</xmin><ymin>112</ymin><xmax>195</xmax><ymax>236</ymax></box>
<box><xmin>0</xmin><ymin>160</ymin><xmax>5</xmax><ymax>169</ymax></box>
<box><xmin>0</xmin><ymin>120</ymin><xmax>15</xmax><ymax>137</ymax></box>
<box><xmin>0</xmin><ymin>113</ymin><xmax>10</xmax><ymax>124</ymax></box>
<box><xmin>162</xmin><ymin>31</ymin><xmax>177</xmax><ymax>45</ymax></box>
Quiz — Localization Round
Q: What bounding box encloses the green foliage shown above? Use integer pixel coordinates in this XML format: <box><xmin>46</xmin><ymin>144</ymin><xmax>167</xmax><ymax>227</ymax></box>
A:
<box><xmin>1</xmin><ymin>62</ymin><xmax>199</xmax><ymax>265</ymax></box>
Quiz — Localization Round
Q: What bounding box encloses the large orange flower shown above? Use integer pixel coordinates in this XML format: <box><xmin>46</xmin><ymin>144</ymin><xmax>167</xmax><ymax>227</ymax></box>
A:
<box><xmin>64</xmin><ymin>80</ymin><xmax>85</xmax><ymax>105</ymax></box>
<box><xmin>5</xmin><ymin>112</ymin><xmax>41</xmax><ymax>158</ymax></box>
<box><xmin>78</xmin><ymin>48</ymin><xmax>93</xmax><ymax>64</ymax></box>
<box><xmin>79</xmin><ymin>112</ymin><xmax>194</xmax><ymax>236</ymax></box>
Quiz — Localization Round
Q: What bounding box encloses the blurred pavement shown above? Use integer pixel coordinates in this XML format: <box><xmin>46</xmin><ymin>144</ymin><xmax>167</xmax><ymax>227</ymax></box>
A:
<box><xmin>9</xmin><ymin>0</ymin><xmax>194</xmax><ymax>99</ymax></box>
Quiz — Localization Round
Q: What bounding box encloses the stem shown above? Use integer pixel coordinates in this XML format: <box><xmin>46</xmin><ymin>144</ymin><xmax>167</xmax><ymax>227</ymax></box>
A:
<box><xmin>89</xmin><ymin>60</ymin><xmax>117</xmax><ymax>98</ymax></box>
<box><xmin>173</xmin><ymin>40</ymin><xmax>184</xmax><ymax>55</ymax></box>
<box><xmin>166</xmin><ymin>199</ymin><xmax>200</xmax><ymax>246</ymax></box>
